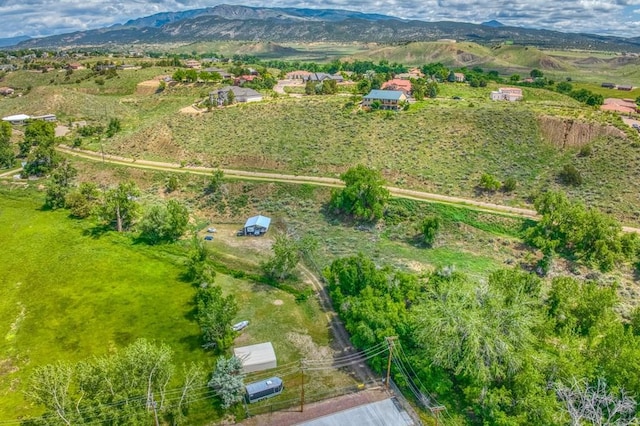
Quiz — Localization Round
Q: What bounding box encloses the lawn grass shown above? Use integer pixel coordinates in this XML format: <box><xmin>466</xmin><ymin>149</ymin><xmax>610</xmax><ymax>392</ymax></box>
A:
<box><xmin>0</xmin><ymin>186</ymin><xmax>348</xmax><ymax>422</ymax></box>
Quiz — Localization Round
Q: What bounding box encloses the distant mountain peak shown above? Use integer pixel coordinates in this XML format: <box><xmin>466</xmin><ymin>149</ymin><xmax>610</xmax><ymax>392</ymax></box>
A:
<box><xmin>482</xmin><ymin>20</ymin><xmax>505</xmax><ymax>28</ymax></box>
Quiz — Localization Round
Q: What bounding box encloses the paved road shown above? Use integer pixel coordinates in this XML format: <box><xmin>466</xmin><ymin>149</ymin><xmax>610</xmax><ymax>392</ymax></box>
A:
<box><xmin>55</xmin><ymin>145</ymin><xmax>640</xmax><ymax>234</ymax></box>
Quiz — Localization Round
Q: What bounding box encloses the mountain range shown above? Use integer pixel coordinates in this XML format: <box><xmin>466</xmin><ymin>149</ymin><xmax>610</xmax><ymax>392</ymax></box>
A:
<box><xmin>13</xmin><ymin>4</ymin><xmax>640</xmax><ymax>52</ymax></box>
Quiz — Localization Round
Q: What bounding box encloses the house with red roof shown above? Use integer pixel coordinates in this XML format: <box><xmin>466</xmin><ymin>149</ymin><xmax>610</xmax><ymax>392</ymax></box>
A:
<box><xmin>381</xmin><ymin>79</ymin><xmax>412</xmax><ymax>95</ymax></box>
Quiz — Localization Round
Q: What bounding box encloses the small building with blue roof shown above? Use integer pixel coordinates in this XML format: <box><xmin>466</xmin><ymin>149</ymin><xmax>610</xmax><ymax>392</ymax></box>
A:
<box><xmin>242</xmin><ymin>215</ymin><xmax>271</xmax><ymax>236</ymax></box>
<box><xmin>362</xmin><ymin>89</ymin><xmax>407</xmax><ymax>110</ymax></box>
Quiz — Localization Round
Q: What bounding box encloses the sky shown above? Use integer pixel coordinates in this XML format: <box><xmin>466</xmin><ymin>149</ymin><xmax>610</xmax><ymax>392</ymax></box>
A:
<box><xmin>1</xmin><ymin>0</ymin><xmax>640</xmax><ymax>39</ymax></box>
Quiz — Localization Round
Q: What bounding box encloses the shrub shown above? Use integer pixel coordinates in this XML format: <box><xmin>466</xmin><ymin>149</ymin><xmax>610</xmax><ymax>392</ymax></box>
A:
<box><xmin>578</xmin><ymin>145</ymin><xmax>592</xmax><ymax>157</ymax></box>
<box><xmin>421</xmin><ymin>216</ymin><xmax>440</xmax><ymax>247</ymax></box>
<box><xmin>559</xmin><ymin>164</ymin><xmax>582</xmax><ymax>186</ymax></box>
<box><xmin>502</xmin><ymin>177</ymin><xmax>517</xmax><ymax>192</ymax></box>
<box><xmin>479</xmin><ymin>173</ymin><xmax>502</xmax><ymax>192</ymax></box>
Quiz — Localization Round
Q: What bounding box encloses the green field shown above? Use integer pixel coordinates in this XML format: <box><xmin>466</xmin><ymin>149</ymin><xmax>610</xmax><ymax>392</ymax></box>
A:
<box><xmin>0</xmin><ymin>186</ymin><xmax>348</xmax><ymax>421</ymax></box>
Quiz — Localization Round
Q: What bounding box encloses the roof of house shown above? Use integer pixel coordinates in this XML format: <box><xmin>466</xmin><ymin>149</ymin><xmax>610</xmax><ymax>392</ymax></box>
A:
<box><xmin>244</xmin><ymin>214</ymin><xmax>271</xmax><ymax>229</ymax></box>
<box><xmin>364</xmin><ymin>89</ymin><xmax>406</xmax><ymax>101</ymax></box>
<box><xmin>234</xmin><ymin>342</ymin><xmax>276</xmax><ymax>369</ymax></box>
<box><xmin>2</xmin><ymin>114</ymin><xmax>31</xmax><ymax>121</ymax></box>
<box><xmin>381</xmin><ymin>79</ymin><xmax>412</xmax><ymax>92</ymax></box>
<box><xmin>217</xmin><ymin>86</ymin><xmax>263</xmax><ymax>99</ymax></box>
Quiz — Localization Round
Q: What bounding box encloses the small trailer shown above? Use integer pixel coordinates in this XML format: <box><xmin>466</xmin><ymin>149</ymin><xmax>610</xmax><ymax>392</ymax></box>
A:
<box><xmin>245</xmin><ymin>377</ymin><xmax>284</xmax><ymax>403</ymax></box>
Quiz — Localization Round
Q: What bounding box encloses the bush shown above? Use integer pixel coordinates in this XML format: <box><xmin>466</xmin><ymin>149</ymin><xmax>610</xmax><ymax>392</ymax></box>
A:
<box><xmin>578</xmin><ymin>145</ymin><xmax>592</xmax><ymax>157</ymax></box>
<box><xmin>479</xmin><ymin>173</ymin><xmax>502</xmax><ymax>192</ymax></box>
<box><xmin>421</xmin><ymin>216</ymin><xmax>440</xmax><ymax>247</ymax></box>
<box><xmin>559</xmin><ymin>164</ymin><xmax>583</xmax><ymax>186</ymax></box>
<box><xmin>502</xmin><ymin>177</ymin><xmax>517</xmax><ymax>192</ymax></box>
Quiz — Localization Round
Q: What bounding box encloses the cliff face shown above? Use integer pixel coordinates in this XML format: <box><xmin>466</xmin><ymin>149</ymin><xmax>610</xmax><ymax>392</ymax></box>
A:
<box><xmin>538</xmin><ymin>116</ymin><xmax>625</xmax><ymax>148</ymax></box>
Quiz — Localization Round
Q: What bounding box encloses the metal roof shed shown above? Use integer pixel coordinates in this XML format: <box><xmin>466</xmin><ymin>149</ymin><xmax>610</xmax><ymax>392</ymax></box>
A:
<box><xmin>243</xmin><ymin>215</ymin><xmax>271</xmax><ymax>235</ymax></box>
<box><xmin>234</xmin><ymin>342</ymin><xmax>277</xmax><ymax>373</ymax></box>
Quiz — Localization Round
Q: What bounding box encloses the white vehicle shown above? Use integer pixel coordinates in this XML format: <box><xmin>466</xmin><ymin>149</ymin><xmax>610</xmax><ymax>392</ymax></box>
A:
<box><xmin>232</xmin><ymin>320</ymin><xmax>249</xmax><ymax>331</ymax></box>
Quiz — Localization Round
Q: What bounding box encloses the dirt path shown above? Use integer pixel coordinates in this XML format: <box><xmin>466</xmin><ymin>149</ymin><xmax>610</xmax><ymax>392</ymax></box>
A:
<box><xmin>0</xmin><ymin>167</ymin><xmax>22</xmax><ymax>178</ymax></box>
<box><xmin>299</xmin><ymin>263</ymin><xmax>378</xmax><ymax>384</ymax></box>
<box><xmin>55</xmin><ymin>145</ymin><xmax>640</xmax><ymax>234</ymax></box>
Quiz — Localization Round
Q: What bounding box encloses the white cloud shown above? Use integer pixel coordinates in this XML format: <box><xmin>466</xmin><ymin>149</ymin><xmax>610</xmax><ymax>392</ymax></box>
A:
<box><xmin>1</xmin><ymin>0</ymin><xmax>639</xmax><ymax>38</ymax></box>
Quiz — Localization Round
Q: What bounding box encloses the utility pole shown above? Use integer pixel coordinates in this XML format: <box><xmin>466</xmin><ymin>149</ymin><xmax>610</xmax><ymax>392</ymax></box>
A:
<box><xmin>300</xmin><ymin>360</ymin><xmax>305</xmax><ymax>412</ymax></box>
<box><xmin>385</xmin><ymin>336</ymin><xmax>397</xmax><ymax>390</ymax></box>
<box><xmin>431</xmin><ymin>406</ymin><xmax>446</xmax><ymax>426</ymax></box>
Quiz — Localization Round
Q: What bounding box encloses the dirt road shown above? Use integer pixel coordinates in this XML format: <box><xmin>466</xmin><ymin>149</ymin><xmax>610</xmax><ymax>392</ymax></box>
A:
<box><xmin>55</xmin><ymin>145</ymin><xmax>640</xmax><ymax>234</ymax></box>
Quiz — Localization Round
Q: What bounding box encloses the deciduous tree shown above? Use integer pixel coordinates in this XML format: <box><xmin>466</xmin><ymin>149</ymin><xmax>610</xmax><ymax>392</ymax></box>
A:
<box><xmin>139</xmin><ymin>199</ymin><xmax>189</xmax><ymax>244</ymax></box>
<box><xmin>44</xmin><ymin>160</ymin><xmax>77</xmax><ymax>209</ymax></box>
<box><xmin>99</xmin><ymin>181</ymin><xmax>140</xmax><ymax>232</ymax></box>
<box><xmin>0</xmin><ymin>121</ymin><xmax>14</xmax><ymax>168</ymax></box>
<box><xmin>329</xmin><ymin>164</ymin><xmax>389</xmax><ymax>222</ymax></box>
<box><xmin>196</xmin><ymin>285</ymin><xmax>238</xmax><ymax>351</ymax></box>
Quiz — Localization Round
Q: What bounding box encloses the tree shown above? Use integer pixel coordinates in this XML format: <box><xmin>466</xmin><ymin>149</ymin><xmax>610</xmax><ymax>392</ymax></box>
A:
<box><xmin>26</xmin><ymin>362</ymin><xmax>75</xmax><ymax>425</ymax></box>
<box><xmin>427</xmin><ymin>81</ymin><xmax>439</xmax><ymax>98</ymax></box>
<box><xmin>329</xmin><ymin>164</ymin><xmax>390</xmax><ymax>221</ymax></box>
<box><xmin>208</xmin><ymin>356</ymin><xmax>245</xmax><ymax>409</ymax></box>
<box><xmin>27</xmin><ymin>339</ymin><xmax>177</xmax><ymax>425</ymax></box>
<box><xmin>139</xmin><ymin>199</ymin><xmax>189</xmax><ymax>244</ymax></box>
<box><xmin>421</xmin><ymin>216</ymin><xmax>440</xmax><ymax>247</ymax></box>
<box><xmin>44</xmin><ymin>160</ymin><xmax>77</xmax><ymax>209</ymax></box>
<box><xmin>555</xmin><ymin>378</ymin><xmax>637</xmax><ymax>426</ymax></box>
<box><xmin>205</xmin><ymin>169</ymin><xmax>224</xmax><ymax>195</ymax></box>
<box><xmin>510</xmin><ymin>74</ymin><xmax>521</xmax><ymax>83</ymax></box>
<box><xmin>185</xmin><ymin>236</ymin><xmax>216</xmax><ymax>284</ymax></box>
<box><xmin>530</xmin><ymin>69</ymin><xmax>544</xmax><ymax>78</ymax></box>
<box><xmin>447</xmin><ymin>70</ymin><xmax>456</xmax><ymax>82</ymax></box>
<box><xmin>65</xmin><ymin>182</ymin><xmax>100</xmax><ymax>218</ymax></box>
<box><xmin>0</xmin><ymin>121</ymin><xmax>14</xmax><ymax>168</ymax></box>
<box><xmin>99</xmin><ymin>181</ymin><xmax>140</xmax><ymax>232</ymax></box>
<box><xmin>262</xmin><ymin>232</ymin><xmax>316</xmax><ymax>281</ymax></box>
<box><xmin>196</xmin><ymin>285</ymin><xmax>238</xmax><ymax>351</ymax></box>
<box><xmin>413</xmin><ymin>269</ymin><xmax>543</xmax><ymax>385</ymax></box>
<box><xmin>22</xmin><ymin>120</ymin><xmax>58</xmax><ymax>176</ymax></box>
<box><xmin>556</xmin><ymin>81</ymin><xmax>573</xmax><ymax>94</ymax></box>
<box><xmin>106</xmin><ymin>118</ymin><xmax>121</xmax><ymax>138</ymax></box>
<box><xmin>22</xmin><ymin>119</ymin><xmax>55</xmax><ymax>155</ymax></box>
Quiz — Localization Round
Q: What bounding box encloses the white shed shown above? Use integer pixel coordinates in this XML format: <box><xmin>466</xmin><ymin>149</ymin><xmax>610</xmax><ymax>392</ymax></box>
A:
<box><xmin>234</xmin><ymin>342</ymin><xmax>277</xmax><ymax>373</ymax></box>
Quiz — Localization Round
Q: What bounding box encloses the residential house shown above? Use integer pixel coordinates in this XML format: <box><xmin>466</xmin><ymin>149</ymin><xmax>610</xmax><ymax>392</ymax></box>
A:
<box><xmin>203</xmin><ymin>67</ymin><xmax>232</xmax><ymax>79</ymax></box>
<box><xmin>234</xmin><ymin>75</ymin><xmax>257</xmax><ymax>86</ymax></box>
<box><xmin>117</xmin><ymin>64</ymin><xmax>138</xmax><ymax>70</ymax></box>
<box><xmin>601</xmin><ymin>83</ymin><xmax>616</xmax><ymax>89</ymax></box>
<box><xmin>66</xmin><ymin>62</ymin><xmax>84</xmax><ymax>70</ymax></box>
<box><xmin>2</xmin><ymin>114</ymin><xmax>31</xmax><ymax>125</ymax></box>
<box><xmin>490</xmin><ymin>87</ymin><xmax>523</xmax><ymax>101</ymax></box>
<box><xmin>454</xmin><ymin>72</ymin><xmax>466</xmax><ymax>82</ymax></box>
<box><xmin>381</xmin><ymin>79</ymin><xmax>412</xmax><ymax>95</ymax></box>
<box><xmin>0</xmin><ymin>87</ymin><xmax>15</xmax><ymax>96</ymax></box>
<box><xmin>184</xmin><ymin>59</ymin><xmax>201</xmax><ymax>69</ymax></box>
<box><xmin>303</xmin><ymin>72</ymin><xmax>344</xmax><ymax>83</ymax></box>
<box><xmin>362</xmin><ymin>89</ymin><xmax>407</xmax><ymax>110</ymax></box>
<box><xmin>285</xmin><ymin>70</ymin><xmax>312</xmax><ymax>80</ymax></box>
<box><xmin>617</xmin><ymin>85</ymin><xmax>633</xmax><ymax>91</ymax></box>
<box><xmin>209</xmin><ymin>86</ymin><xmax>263</xmax><ymax>106</ymax></box>
<box><xmin>601</xmin><ymin>98</ymin><xmax>638</xmax><ymax>114</ymax></box>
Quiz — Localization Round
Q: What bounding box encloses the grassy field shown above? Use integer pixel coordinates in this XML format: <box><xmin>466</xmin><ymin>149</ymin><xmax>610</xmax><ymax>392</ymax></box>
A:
<box><xmin>0</xmin><ymin>185</ymin><xmax>350</xmax><ymax>422</ymax></box>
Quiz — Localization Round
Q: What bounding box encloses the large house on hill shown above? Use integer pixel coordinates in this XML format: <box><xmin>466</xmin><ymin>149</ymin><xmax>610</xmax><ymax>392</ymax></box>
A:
<box><xmin>303</xmin><ymin>72</ymin><xmax>344</xmax><ymax>83</ymax></box>
<box><xmin>209</xmin><ymin>86</ymin><xmax>263</xmax><ymax>106</ymax></box>
<box><xmin>363</xmin><ymin>90</ymin><xmax>407</xmax><ymax>111</ymax></box>
<box><xmin>490</xmin><ymin>87</ymin><xmax>523</xmax><ymax>101</ymax></box>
